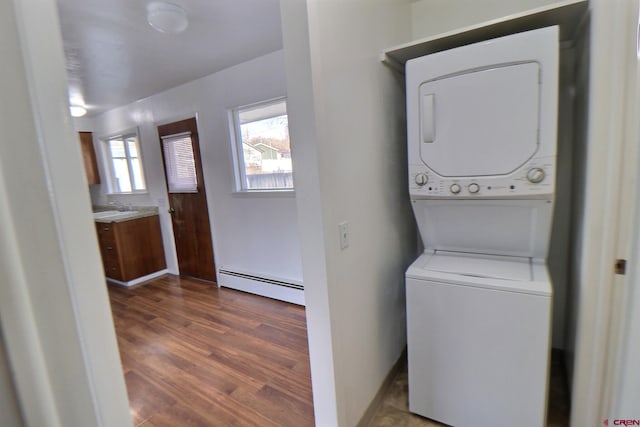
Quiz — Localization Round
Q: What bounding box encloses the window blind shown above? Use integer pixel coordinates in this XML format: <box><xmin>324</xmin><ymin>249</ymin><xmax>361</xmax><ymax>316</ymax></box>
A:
<box><xmin>162</xmin><ymin>132</ymin><xmax>198</xmax><ymax>193</ymax></box>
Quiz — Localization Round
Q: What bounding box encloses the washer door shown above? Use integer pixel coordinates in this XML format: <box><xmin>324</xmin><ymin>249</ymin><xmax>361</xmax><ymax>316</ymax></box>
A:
<box><xmin>419</xmin><ymin>62</ymin><xmax>540</xmax><ymax>177</ymax></box>
<box><xmin>424</xmin><ymin>252</ymin><xmax>531</xmax><ymax>281</ymax></box>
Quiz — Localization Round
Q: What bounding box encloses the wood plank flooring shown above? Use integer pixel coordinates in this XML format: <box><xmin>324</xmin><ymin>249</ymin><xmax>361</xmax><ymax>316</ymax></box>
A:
<box><xmin>108</xmin><ymin>275</ymin><xmax>315</xmax><ymax>427</ymax></box>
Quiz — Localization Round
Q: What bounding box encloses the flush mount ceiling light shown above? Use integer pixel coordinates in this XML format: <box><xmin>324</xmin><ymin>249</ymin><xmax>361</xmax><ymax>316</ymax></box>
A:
<box><xmin>69</xmin><ymin>105</ymin><xmax>87</xmax><ymax>117</ymax></box>
<box><xmin>147</xmin><ymin>2</ymin><xmax>188</xmax><ymax>34</ymax></box>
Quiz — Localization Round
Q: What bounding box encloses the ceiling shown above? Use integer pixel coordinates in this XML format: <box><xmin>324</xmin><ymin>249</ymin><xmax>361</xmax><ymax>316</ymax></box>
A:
<box><xmin>56</xmin><ymin>0</ymin><xmax>283</xmax><ymax>116</ymax></box>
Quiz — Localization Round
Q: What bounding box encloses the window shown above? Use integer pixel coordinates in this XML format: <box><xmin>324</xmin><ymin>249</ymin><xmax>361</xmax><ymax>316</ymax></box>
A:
<box><xmin>161</xmin><ymin>132</ymin><xmax>198</xmax><ymax>193</ymax></box>
<box><xmin>230</xmin><ymin>98</ymin><xmax>293</xmax><ymax>191</ymax></box>
<box><xmin>103</xmin><ymin>132</ymin><xmax>146</xmax><ymax>193</ymax></box>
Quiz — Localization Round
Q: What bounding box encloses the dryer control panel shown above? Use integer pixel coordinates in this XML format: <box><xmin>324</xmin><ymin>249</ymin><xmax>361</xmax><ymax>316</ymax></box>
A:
<box><xmin>409</xmin><ymin>156</ymin><xmax>555</xmax><ymax>199</ymax></box>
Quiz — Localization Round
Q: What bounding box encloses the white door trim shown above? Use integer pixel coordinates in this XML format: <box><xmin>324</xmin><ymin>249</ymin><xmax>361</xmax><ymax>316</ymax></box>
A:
<box><xmin>0</xmin><ymin>0</ymin><xmax>132</xmax><ymax>425</ymax></box>
<box><xmin>607</xmin><ymin>0</ymin><xmax>640</xmax><ymax>418</ymax></box>
<box><xmin>570</xmin><ymin>0</ymin><xmax>637</xmax><ymax>425</ymax></box>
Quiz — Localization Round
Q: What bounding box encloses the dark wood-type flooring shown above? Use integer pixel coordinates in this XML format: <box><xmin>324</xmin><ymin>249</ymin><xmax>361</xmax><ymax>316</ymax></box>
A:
<box><xmin>108</xmin><ymin>275</ymin><xmax>315</xmax><ymax>427</ymax></box>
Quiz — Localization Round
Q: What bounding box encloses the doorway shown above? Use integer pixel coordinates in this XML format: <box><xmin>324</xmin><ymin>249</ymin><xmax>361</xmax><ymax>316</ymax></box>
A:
<box><xmin>158</xmin><ymin>117</ymin><xmax>216</xmax><ymax>282</ymax></box>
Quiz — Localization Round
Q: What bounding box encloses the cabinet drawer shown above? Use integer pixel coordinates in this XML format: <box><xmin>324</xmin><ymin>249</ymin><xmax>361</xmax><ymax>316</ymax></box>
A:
<box><xmin>99</xmin><ymin>234</ymin><xmax>116</xmax><ymax>248</ymax></box>
<box><xmin>96</xmin><ymin>222</ymin><xmax>114</xmax><ymax>234</ymax></box>
<box><xmin>104</xmin><ymin>263</ymin><xmax>122</xmax><ymax>281</ymax></box>
<box><xmin>96</xmin><ymin>222</ymin><xmax>118</xmax><ymax>279</ymax></box>
<box><xmin>99</xmin><ymin>242</ymin><xmax>119</xmax><ymax>260</ymax></box>
<box><xmin>100</xmin><ymin>248</ymin><xmax>119</xmax><ymax>267</ymax></box>
<box><xmin>96</xmin><ymin>223</ymin><xmax>116</xmax><ymax>243</ymax></box>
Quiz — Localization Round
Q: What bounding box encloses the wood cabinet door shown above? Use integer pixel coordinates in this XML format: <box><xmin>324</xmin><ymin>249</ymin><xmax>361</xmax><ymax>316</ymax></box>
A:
<box><xmin>78</xmin><ymin>131</ymin><xmax>100</xmax><ymax>185</ymax></box>
<box><xmin>95</xmin><ymin>216</ymin><xmax>166</xmax><ymax>282</ymax></box>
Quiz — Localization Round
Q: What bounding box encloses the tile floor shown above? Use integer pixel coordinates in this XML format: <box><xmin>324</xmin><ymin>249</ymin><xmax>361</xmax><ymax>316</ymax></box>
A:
<box><xmin>369</xmin><ymin>351</ymin><xmax>570</xmax><ymax>427</ymax></box>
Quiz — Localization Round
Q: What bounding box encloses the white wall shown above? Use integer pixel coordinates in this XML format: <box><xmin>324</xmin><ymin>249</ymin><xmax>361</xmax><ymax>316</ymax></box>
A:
<box><xmin>0</xmin><ymin>326</ymin><xmax>24</xmax><ymax>427</ymax></box>
<box><xmin>546</xmin><ymin>49</ymin><xmax>576</xmax><ymax>350</ymax></box>
<box><xmin>282</xmin><ymin>0</ymin><xmax>416</xmax><ymax>425</ymax></box>
<box><xmin>410</xmin><ymin>0</ymin><xmax>562</xmax><ymax>39</ymax></box>
<box><xmin>565</xmin><ymin>15</ymin><xmax>590</xmax><ymax>383</ymax></box>
<box><xmin>84</xmin><ymin>50</ymin><xmax>303</xmax><ymax>284</ymax></box>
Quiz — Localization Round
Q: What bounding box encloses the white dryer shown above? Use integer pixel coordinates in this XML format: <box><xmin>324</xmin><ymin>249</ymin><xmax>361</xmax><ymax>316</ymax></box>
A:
<box><xmin>405</xmin><ymin>27</ymin><xmax>559</xmax><ymax>427</ymax></box>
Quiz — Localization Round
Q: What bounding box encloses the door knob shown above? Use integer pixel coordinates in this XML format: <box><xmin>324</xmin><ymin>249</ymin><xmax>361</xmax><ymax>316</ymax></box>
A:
<box><xmin>169</xmin><ymin>207</ymin><xmax>175</xmax><ymax>214</ymax></box>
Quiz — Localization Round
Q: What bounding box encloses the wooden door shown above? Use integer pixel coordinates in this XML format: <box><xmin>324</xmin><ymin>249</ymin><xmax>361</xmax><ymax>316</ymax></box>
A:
<box><xmin>158</xmin><ymin>118</ymin><xmax>216</xmax><ymax>282</ymax></box>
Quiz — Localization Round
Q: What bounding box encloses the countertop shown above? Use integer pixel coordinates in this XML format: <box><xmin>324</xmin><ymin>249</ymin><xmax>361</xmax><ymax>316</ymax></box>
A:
<box><xmin>92</xmin><ymin>205</ymin><xmax>160</xmax><ymax>223</ymax></box>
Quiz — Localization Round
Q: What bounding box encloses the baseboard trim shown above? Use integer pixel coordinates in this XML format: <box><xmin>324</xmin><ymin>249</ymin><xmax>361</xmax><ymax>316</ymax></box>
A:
<box><xmin>106</xmin><ymin>269</ymin><xmax>168</xmax><ymax>287</ymax></box>
<box><xmin>218</xmin><ymin>270</ymin><xmax>305</xmax><ymax>306</ymax></box>
<box><xmin>356</xmin><ymin>348</ymin><xmax>407</xmax><ymax>427</ymax></box>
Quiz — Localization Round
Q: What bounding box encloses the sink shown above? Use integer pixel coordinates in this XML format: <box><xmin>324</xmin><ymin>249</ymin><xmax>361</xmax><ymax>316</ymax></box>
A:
<box><xmin>92</xmin><ymin>210</ymin><xmax>120</xmax><ymax>219</ymax></box>
<box><xmin>108</xmin><ymin>211</ymin><xmax>139</xmax><ymax>220</ymax></box>
<box><xmin>93</xmin><ymin>210</ymin><xmax>139</xmax><ymax>220</ymax></box>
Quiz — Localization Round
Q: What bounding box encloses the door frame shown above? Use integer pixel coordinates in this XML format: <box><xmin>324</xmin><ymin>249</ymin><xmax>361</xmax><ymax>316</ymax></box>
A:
<box><xmin>570</xmin><ymin>0</ymin><xmax>639</xmax><ymax>425</ymax></box>
<box><xmin>0</xmin><ymin>0</ymin><xmax>131</xmax><ymax>425</ymax></box>
<box><xmin>604</xmin><ymin>0</ymin><xmax>640</xmax><ymax>418</ymax></box>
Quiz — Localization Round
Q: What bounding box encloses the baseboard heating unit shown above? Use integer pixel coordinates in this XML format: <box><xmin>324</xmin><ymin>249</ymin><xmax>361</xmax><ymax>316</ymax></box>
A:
<box><xmin>218</xmin><ymin>268</ymin><xmax>304</xmax><ymax>306</ymax></box>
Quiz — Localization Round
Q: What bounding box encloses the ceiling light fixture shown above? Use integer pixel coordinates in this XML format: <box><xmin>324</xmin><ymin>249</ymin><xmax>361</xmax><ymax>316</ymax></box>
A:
<box><xmin>69</xmin><ymin>105</ymin><xmax>87</xmax><ymax>117</ymax></box>
<box><xmin>147</xmin><ymin>2</ymin><xmax>188</xmax><ymax>34</ymax></box>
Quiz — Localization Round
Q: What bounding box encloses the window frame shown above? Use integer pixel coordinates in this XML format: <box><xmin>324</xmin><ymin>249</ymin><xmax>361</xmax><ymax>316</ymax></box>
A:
<box><xmin>229</xmin><ymin>97</ymin><xmax>294</xmax><ymax>193</ymax></box>
<box><xmin>101</xmin><ymin>129</ymin><xmax>148</xmax><ymax>195</ymax></box>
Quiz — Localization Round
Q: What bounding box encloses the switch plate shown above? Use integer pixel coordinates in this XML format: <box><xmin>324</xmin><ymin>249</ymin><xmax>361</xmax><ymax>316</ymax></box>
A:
<box><xmin>339</xmin><ymin>221</ymin><xmax>349</xmax><ymax>250</ymax></box>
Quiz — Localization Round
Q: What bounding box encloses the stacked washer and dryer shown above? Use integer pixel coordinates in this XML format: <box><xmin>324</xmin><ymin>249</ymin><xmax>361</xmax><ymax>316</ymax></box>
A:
<box><xmin>405</xmin><ymin>27</ymin><xmax>558</xmax><ymax>427</ymax></box>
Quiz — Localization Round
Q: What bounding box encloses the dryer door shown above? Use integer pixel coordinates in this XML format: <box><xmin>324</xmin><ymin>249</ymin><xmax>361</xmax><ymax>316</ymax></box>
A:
<box><xmin>419</xmin><ymin>62</ymin><xmax>540</xmax><ymax>177</ymax></box>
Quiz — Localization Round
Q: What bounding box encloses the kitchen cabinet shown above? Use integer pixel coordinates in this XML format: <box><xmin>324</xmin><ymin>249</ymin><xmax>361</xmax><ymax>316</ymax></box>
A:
<box><xmin>95</xmin><ymin>215</ymin><xmax>166</xmax><ymax>282</ymax></box>
<box><xmin>78</xmin><ymin>131</ymin><xmax>100</xmax><ymax>185</ymax></box>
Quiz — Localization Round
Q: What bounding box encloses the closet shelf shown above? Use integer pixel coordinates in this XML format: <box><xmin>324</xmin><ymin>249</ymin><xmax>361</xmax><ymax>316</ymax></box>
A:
<box><xmin>381</xmin><ymin>0</ymin><xmax>588</xmax><ymax>72</ymax></box>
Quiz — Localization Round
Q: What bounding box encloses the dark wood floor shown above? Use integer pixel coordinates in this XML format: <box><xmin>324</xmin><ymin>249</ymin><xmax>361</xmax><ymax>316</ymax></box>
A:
<box><xmin>108</xmin><ymin>275</ymin><xmax>315</xmax><ymax>427</ymax></box>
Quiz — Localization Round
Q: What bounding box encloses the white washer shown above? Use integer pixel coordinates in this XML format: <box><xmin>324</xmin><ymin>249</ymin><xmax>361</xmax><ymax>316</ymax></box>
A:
<box><xmin>406</xmin><ymin>252</ymin><xmax>552</xmax><ymax>427</ymax></box>
<box><xmin>405</xmin><ymin>26</ymin><xmax>559</xmax><ymax>427</ymax></box>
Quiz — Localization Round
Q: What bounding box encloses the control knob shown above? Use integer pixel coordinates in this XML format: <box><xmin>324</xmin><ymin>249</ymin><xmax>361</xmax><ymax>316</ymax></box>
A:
<box><xmin>415</xmin><ymin>173</ymin><xmax>428</xmax><ymax>186</ymax></box>
<box><xmin>527</xmin><ymin>167</ymin><xmax>545</xmax><ymax>184</ymax></box>
<box><xmin>450</xmin><ymin>183</ymin><xmax>461</xmax><ymax>194</ymax></box>
<box><xmin>468</xmin><ymin>183</ymin><xmax>480</xmax><ymax>194</ymax></box>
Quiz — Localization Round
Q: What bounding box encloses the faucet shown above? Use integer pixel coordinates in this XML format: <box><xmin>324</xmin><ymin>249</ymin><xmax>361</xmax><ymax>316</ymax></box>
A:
<box><xmin>109</xmin><ymin>201</ymin><xmax>127</xmax><ymax>211</ymax></box>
